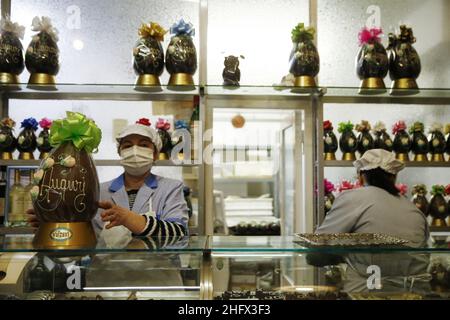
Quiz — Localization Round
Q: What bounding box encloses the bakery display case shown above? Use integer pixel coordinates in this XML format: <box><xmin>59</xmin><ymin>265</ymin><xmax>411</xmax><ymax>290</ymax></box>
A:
<box><xmin>210</xmin><ymin>236</ymin><xmax>450</xmax><ymax>300</ymax></box>
<box><xmin>1</xmin><ymin>235</ymin><xmax>449</xmax><ymax>300</ymax></box>
<box><xmin>0</xmin><ymin>235</ymin><xmax>209</xmax><ymax>300</ymax></box>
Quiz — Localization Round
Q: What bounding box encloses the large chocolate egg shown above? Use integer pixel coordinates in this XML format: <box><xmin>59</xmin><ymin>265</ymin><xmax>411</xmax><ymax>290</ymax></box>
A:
<box><xmin>33</xmin><ymin>142</ymin><xmax>99</xmax><ymax>223</ymax></box>
<box><xmin>165</xmin><ymin>35</ymin><xmax>197</xmax><ymax>75</ymax></box>
<box><xmin>37</xmin><ymin>128</ymin><xmax>52</xmax><ymax>154</ymax></box>
<box><xmin>133</xmin><ymin>36</ymin><xmax>164</xmax><ymax>76</ymax></box>
<box><xmin>0</xmin><ymin>31</ymin><xmax>25</xmax><ymax>75</ymax></box>
<box><xmin>25</xmin><ymin>31</ymin><xmax>60</xmax><ymax>75</ymax></box>
<box><xmin>17</xmin><ymin>128</ymin><xmax>37</xmax><ymax>154</ymax></box>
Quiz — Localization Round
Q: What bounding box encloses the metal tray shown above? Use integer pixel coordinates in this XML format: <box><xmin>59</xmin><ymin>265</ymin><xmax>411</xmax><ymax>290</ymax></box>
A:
<box><xmin>294</xmin><ymin>233</ymin><xmax>409</xmax><ymax>247</ymax></box>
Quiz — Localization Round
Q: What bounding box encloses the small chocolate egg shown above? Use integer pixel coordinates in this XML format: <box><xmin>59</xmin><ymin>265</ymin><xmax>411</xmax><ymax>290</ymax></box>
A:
<box><xmin>33</xmin><ymin>169</ymin><xmax>44</xmax><ymax>184</ymax></box>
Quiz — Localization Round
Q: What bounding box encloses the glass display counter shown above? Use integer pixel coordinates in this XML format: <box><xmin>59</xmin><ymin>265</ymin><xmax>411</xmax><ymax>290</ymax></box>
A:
<box><xmin>1</xmin><ymin>235</ymin><xmax>449</xmax><ymax>300</ymax></box>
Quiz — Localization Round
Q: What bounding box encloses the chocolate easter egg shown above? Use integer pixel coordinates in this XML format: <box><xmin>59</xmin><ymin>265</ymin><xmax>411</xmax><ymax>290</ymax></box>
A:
<box><xmin>33</xmin><ymin>142</ymin><xmax>99</xmax><ymax>223</ymax></box>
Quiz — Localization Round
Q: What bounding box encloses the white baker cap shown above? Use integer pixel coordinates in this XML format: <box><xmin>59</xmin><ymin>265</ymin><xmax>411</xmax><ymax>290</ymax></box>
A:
<box><xmin>353</xmin><ymin>149</ymin><xmax>405</xmax><ymax>175</ymax></box>
<box><xmin>116</xmin><ymin>122</ymin><xmax>162</xmax><ymax>152</ymax></box>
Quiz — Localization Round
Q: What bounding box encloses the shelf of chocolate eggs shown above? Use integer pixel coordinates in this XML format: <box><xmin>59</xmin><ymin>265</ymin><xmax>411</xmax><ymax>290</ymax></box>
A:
<box><xmin>0</xmin><ymin>117</ymin><xmax>52</xmax><ymax>162</ymax></box>
<box><xmin>323</xmin><ymin>179</ymin><xmax>450</xmax><ymax>230</ymax></box>
<box><xmin>323</xmin><ymin>120</ymin><xmax>450</xmax><ymax>166</ymax></box>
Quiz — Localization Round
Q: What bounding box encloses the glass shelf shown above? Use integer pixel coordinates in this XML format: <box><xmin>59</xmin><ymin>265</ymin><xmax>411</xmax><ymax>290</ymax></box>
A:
<box><xmin>323</xmin><ymin>87</ymin><xmax>450</xmax><ymax>105</ymax></box>
<box><xmin>1</xmin><ymin>84</ymin><xmax>449</xmax><ymax>104</ymax></box>
<box><xmin>0</xmin><ymin>159</ymin><xmax>199</xmax><ymax>167</ymax></box>
<box><xmin>210</xmin><ymin>236</ymin><xmax>450</xmax><ymax>253</ymax></box>
<box><xmin>0</xmin><ymin>235</ymin><xmax>449</xmax><ymax>254</ymax></box>
<box><xmin>0</xmin><ymin>84</ymin><xmax>199</xmax><ymax>101</ymax></box>
<box><xmin>324</xmin><ymin>160</ymin><xmax>450</xmax><ymax>168</ymax></box>
<box><xmin>0</xmin><ymin>235</ymin><xmax>208</xmax><ymax>253</ymax></box>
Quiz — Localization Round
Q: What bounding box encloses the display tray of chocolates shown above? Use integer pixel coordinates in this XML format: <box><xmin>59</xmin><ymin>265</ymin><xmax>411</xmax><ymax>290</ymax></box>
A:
<box><xmin>348</xmin><ymin>292</ymin><xmax>423</xmax><ymax>300</ymax></box>
<box><xmin>229</xmin><ymin>221</ymin><xmax>281</xmax><ymax>236</ymax></box>
<box><xmin>294</xmin><ymin>233</ymin><xmax>409</xmax><ymax>248</ymax></box>
<box><xmin>214</xmin><ymin>289</ymin><xmax>350</xmax><ymax>300</ymax></box>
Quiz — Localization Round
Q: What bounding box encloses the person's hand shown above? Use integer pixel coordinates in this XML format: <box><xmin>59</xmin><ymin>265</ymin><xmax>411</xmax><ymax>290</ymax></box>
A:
<box><xmin>26</xmin><ymin>208</ymin><xmax>39</xmax><ymax>229</ymax></box>
<box><xmin>98</xmin><ymin>201</ymin><xmax>133</xmax><ymax>229</ymax></box>
<box><xmin>98</xmin><ymin>201</ymin><xmax>146</xmax><ymax>234</ymax></box>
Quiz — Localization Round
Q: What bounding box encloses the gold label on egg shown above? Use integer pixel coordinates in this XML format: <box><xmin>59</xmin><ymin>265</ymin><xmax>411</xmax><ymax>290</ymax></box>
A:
<box><xmin>50</xmin><ymin>228</ymin><xmax>73</xmax><ymax>241</ymax></box>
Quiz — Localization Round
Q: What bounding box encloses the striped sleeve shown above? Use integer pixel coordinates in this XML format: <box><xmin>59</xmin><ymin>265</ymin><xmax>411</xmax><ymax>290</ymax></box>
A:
<box><xmin>138</xmin><ymin>213</ymin><xmax>187</xmax><ymax>238</ymax></box>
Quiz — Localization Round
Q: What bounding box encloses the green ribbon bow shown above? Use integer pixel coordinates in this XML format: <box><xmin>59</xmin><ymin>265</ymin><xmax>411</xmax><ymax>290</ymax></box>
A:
<box><xmin>431</xmin><ymin>185</ymin><xmax>445</xmax><ymax>196</ymax></box>
<box><xmin>337</xmin><ymin>121</ymin><xmax>354</xmax><ymax>134</ymax></box>
<box><xmin>291</xmin><ymin>23</ymin><xmax>315</xmax><ymax>43</ymax></box>
<box><xmin>50</xmin><ymin>112</ymin><xmax>102</xmax><ymax>153</ymax></box>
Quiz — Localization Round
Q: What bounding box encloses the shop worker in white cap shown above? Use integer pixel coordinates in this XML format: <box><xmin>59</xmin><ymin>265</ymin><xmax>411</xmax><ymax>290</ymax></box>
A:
<box><xmin>316</xmin><ymin>149</ymin><xmax>429</xmax><ymax>247</ymax></box>
<box><xmin>93</xmin><ymin>118</ymin><xmax>189</xmax><ymax>240</ymax></box>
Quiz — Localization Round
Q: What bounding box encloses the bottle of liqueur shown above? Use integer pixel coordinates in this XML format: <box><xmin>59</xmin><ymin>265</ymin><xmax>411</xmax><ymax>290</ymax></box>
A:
<box><xmin>0</xmin><ymin>168</ymin><xmax>6</xmax><ymax>224</ymax></box>
<box><xmin>8</xmin><ymin>169</ymin><xmax>25</xmax><ymax>226</ymax></box>
<box><xmin>23</xmin><ymin>169</ymin><xmax>36</xmax><ymax>225</ymax></box>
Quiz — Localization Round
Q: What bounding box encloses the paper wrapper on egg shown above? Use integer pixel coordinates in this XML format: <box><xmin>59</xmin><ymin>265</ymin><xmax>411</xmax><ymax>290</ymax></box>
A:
<box><xmin>32</xmin><ymin>112</ymin><xmax>101</xmax><ymax>249</ymax></box>
<box><xmin>428</xmin><ymin>192</ymin><xmax>448</xmax><ymax>227</ymax></box>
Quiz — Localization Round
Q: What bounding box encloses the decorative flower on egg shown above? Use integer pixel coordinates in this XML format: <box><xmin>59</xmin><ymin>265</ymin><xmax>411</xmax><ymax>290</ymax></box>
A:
<box><xmin>408</xmin><ymin>122</ymin><xmax>425</xmax><ymax>134</ymax></box>
<box><xmin>170</xmin><ymin>19</ymin><xmax>195</xmax><ymax>37</ymax></box>
<box><xmin>136</xmin><ymin>118</ymin><xmax>151</xmax><ymax>127</ymax></box>
<box><xmin>21</xmin><ymin>118</ymin><xmax>39</xmax><ymax>131</ymax></box>
<box><xmin>358</xmin><ymin>27</ymin><xmax>383</xmax><ymax>46</ymax></box>
<box><xmin>337</xmin><ymin>121</ymin><xmax>354</xmax><ymax>134</ymax></box>
<box><xmin>431</xmin><ymin>185</ymin><xmax>445</xmax><ymax>196</ymax></box>
<box><xmin>39</xmin><ymin>118</ymin><xmax>52</xmax><ymax>130</ymax></box>
<box><xmin>428</xmin><ymin>122</ymin><xmax>444</xmax><ymax>134</ymax></box>
<box><xmin>175</xmin><ymin>120</ymin><xmax>189</xmax><ymax>130</ymax></box>
<box><xmin>445</xmin><ymin>184</ymin><xmax>450</xmax><ymax>196</ymax></box>
<box><xmin>0</xmin><ymin>117</ymin><xmax>16</xmax><ymax>129</ymax></box>
<box><xmin>156</xmin><ymin>118</ymin><xmax>171</xmax><ymax>131</ymax></box>
<box><xmin>337</xmin><ymin>180</ymin><xmax>355</xmax><ymax>192</ymax></box>
<box><xmin>356</xmin><ymin>120</ymin><xmax>371</xmax><ymax>133</ymax></box>
<box><xmin>139</xmin><ymin>22</ymin><xmax>167</xmax><ymax>42</ymax></box>
<box><xmin>323</xmin><ymin>120</ymin><xmax>333</xmax><ymax>131</ymax></box>
<box><xmin>291</xmin><ymin>23</ymin><xmax>315</xmax><ymax>43</ymax></box>
<box><xmin>324</xmin><ymin>179</ymin><xmax>335</xmax><ymax>194</ymax></box>
<box><xmin>372</xmin><ymin>121</ymin><xmax>386</xmax><ymax>134</ymax></box>
<box><xmin>392</xmin><ymin>121</ymin><xmax>407</xmax><ymax>135</ymax></box>
<box><xmin>395</xmin><ymin>183</ymin><xmax>408</xmax><ymax>196</ymax></box>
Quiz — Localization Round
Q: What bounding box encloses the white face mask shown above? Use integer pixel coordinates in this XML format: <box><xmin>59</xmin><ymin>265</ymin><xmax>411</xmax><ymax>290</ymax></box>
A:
<box><xmin>120</xmin><ymin>145</ymin><xmax>154</xmax><ymax>176</ymax></box>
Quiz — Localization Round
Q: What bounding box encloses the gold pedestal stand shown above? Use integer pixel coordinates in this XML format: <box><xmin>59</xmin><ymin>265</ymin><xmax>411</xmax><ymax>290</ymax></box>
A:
<box><xmin>414</xmin><ymin>154</ymin><xmax>428</xmax><ymax>162</ymax></box>
<box><xmin>168</xmin><ymin>73</ymin><xmax>194</xmax><ymax>86</ymax></box>
<box><xmin>431</xmin><ymin>219</ymin><xmax>447</xmax><ymax>227</ymax></box>
<box><xmin>431</xmin><ymin>153</ymin><xmax>444</xmax><ymax>162</ymax></box>
<box><xmin>136</xmin><ymin>74</ymin><xmax>161</xmax><ymax>86</ymax></box>
<box><xmin>0</xmin><ymin>73</ymin><xmax>19</xmax><ymax>85</ymax></box>
<box><xmin>1</xmin><ymin>152</ymin><xmax>13</xmax><ymax>160</ymax></box>
<box><xmin>324</xmin><ymin>153</ymin><xmax>336</xmax><ymax>161</ymax></box>
<box><xmin>294</xmin><ymin>75</ymin><xmax>317</xmax><ymax>88</ymax></box>
<box><xmin>39</xmin><ymin>152</ymin><xmax>50</xmax><ymax>160</ymax></box>
<box><xmin>27</xmin><ymin>73</ymin><xmax>57</xmax><ymax>90</ymax></box>
<box><xmin>358</xmin><ymin>77</ymin><xmax>386</xmax><ymax>94</ymax></box>
<box><xmin>390</xmin><ymin>78</ymin><xmax>419</xmax><ymax>95</ymax></box>
<box><xmin>19</xmin><ymin>152</ymin><xmax>34</xmax><ymax>160</ymax></box>
<box><xmin>395</xmin><ymin>153</ymin><xmax>409</xmax><ymax>162</ymax></box>
<box><xmin>342</xmin><ymin>153</ymin><xmax>356</xmax><ymax>161</ymax></box>
<box><xmin>33</xmin><ymin>222</ymin><xmax>97</xmax><ymax>249</ymax></box>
